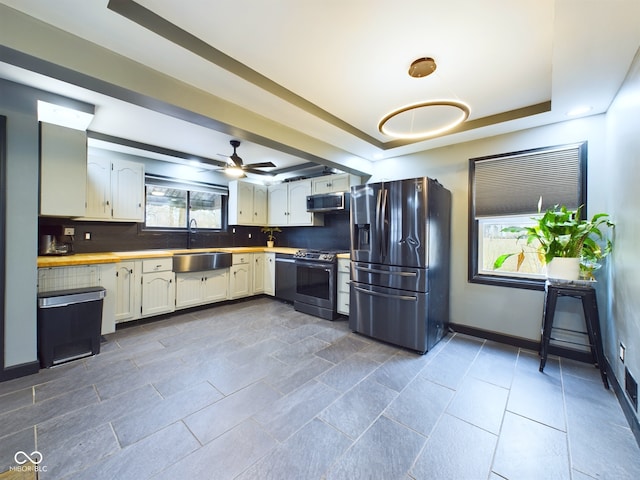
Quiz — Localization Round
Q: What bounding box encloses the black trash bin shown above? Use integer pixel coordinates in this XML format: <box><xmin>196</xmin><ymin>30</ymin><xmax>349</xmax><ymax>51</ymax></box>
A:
<box><xmin>37</xmin><ymin>287</ymin><xmax>106</xmax><ymax>368</ymax></box>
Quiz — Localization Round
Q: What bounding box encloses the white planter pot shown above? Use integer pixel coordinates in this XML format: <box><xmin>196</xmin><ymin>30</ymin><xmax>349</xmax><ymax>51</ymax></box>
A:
<box><xmin>266</xmin><ymin>240</ymin><xmax>274</xmax><ymax>248</ymax></box>
<box><xmin>546</xmin><ymin>257</ymin><xmax>580</xmax><ymax>281</ymax></box>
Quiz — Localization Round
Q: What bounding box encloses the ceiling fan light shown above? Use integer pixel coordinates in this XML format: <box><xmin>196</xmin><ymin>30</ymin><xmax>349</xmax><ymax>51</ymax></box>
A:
<box><xmin>225</xmin><ymin>166</ymin><xmax>245</xmax><ymax>177</ymax></box>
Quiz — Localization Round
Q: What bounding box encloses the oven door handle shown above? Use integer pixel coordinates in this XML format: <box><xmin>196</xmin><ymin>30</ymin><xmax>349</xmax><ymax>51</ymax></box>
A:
<box><xmin>353</xmin><ymin>285</ymin><xmax>417</xmax><ymax>301</ymax></box>
<box><xmin>295</xmin><ymin>260</ymin><xmax>335</xmax><ymax>271</ymax></box>
<box><xmin>354</xmin><ymin>266</ymin><xmax>417</xmax><ymax>277</ymax></box>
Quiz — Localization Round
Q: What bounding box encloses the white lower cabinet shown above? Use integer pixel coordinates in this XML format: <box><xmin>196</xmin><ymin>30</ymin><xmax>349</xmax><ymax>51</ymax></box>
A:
<box><xmin>337</xmin><ymin>258</ymin><xmax>350</xmax><ymax>316</ymax></box>
<box><xmin>141</xmin><ymin>271</ymin><xmax>175</xmax><ymax>317</ymax></box>
<box><xmin>202</xmin><ymin>270</ymin><xmax>229</xmax><ymax>303</ymax></box>
<box><xmin>175</xmin><ymin>272</ymin><xmax>204</xmax><ymax>310</ymax></box>
<box><xmin>114</xmin><ymin>261</ymin><xmax>141</xmax><ymax>324</ymax></box>
<box><xmin>141</xmin><ymin>258</ymin><xmax>175</xmax><ymax>317</ymax></box>
<box><xmin>253</xmin><ymin>253</ymin><xmax>265</xmax><ymax>294</ymax></box>
<box><xmin>175</xmin><ymin>269</ymin><xmax>228</xmax><ymax>309</ymax></box>
<box><xmin>229</xmin><ymin>253</ymin><xmax>253</xmax><ymax>299</ymax></box>
<box><xmin>264</xmin><ymin>253</ymin><xmax>276</xmax><ymax>296</ymax></box>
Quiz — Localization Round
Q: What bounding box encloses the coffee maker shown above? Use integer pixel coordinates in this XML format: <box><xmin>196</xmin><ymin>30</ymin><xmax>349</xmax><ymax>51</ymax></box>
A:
<box><xmin>39</xmin><ymin>225</ymin><xmax>75</xmax><ymax>255</ymax></box>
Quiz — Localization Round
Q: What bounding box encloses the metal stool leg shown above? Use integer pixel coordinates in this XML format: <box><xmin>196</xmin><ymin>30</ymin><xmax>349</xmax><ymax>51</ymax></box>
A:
<box><xmin>539</xmin><ymin>286</ymin><xmax>558</xmax><ymax>372</ymax></box>
<box><xmin>582</xmin><ymin>291</ymin><xmax>609</xmax><ymax>389</ymax></box>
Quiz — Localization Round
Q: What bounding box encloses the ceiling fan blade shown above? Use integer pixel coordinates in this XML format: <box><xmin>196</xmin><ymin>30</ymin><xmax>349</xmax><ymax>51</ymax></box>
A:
<box><xmin>245</xmin><ymin>161</ymin><xmax>276</xmax><ymax>169</ymax></box>
<box><xmin>230</xmin><ymin>152</ymin><xmax>243</xmax><ymax>167</ymax></box>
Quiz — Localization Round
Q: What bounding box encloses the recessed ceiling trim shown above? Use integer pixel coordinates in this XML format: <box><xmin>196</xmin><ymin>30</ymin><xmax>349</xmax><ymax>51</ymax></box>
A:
<box><xmin>107</xmin><ymin>1</ymin><xmax>555</xmax><ymax>151</ymax></box>
<box><xmin>107</xmin><ymin>0</ymin><xmax>382</xmax><ymax>147</ymax></box>
<box><xmin>87</xmin><ymin>131</ymin><xmax>227</xmax><ymax>167</ymax></box>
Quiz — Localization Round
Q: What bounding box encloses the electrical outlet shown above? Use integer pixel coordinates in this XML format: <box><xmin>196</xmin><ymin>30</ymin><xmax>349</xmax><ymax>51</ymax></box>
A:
<box><xmin>232</xmin><ymin>228</ymin><xmax>236</xmax><ymax>234</ymax></box>
<box><xmin>84</xmin><ymin>232</ymin><xmax>91</xmax><ymax>240</ymax></box>
<box><xmin>63</xmin><ymin>227</ymin><xmax>75</xmax><ymax>236</ymax></box>
<box><xmin>620</xmin><ymin>343</ymin><xmax>626</xmax><ymax>362</ymax></box>
<box><xmin>248</xmin><ymin>233</ymin><xmax>252</xmax><ymax>239</ymax></box>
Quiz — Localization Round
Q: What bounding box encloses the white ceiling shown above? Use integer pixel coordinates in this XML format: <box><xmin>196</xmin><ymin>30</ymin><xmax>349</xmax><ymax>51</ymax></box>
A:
<box><xmin>1</xmin><ymin>0</ymin><xmax>639</xmax><ymax>179</ymax></box>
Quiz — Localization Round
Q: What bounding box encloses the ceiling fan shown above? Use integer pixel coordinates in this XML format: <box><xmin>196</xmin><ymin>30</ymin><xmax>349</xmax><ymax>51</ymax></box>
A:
<box><xmin>219</xmin><ymin>140</ymin><xmax>276</xmax><ymax>177</ymax></box>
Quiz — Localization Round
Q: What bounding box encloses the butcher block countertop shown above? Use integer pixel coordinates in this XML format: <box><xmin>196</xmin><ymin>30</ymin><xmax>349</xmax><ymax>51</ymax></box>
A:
<box><xmin>37</xmin><ymin>247</ymin><xmax>301</xmax><ymax>268</ymax></box>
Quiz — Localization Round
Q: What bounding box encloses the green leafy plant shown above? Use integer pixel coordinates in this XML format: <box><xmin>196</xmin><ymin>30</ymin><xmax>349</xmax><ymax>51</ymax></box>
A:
<box><xmin>260</xmin><ymin>226</ymin><xmax>282</xmax><ymax>242</ymax></box>
<box><xmin>493</xmin><ymin>205</ymin><xmax>614</xmax><ymax>278</ymax></box>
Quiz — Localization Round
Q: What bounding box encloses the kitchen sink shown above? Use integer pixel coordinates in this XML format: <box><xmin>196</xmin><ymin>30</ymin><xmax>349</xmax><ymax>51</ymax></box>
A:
<box><xmin>172</xmin><ymin>252</ymin><xmax>232</xmax><ymax>273</ymax></box>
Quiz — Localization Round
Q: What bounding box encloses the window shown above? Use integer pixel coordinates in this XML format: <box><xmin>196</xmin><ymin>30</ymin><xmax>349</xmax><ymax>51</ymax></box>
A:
<box><xmin>469</xmin><ymin>142</ymin><xmax>587</xmax><ymax>289</ymax></box>
<box><xmin>144</xmin><ymin>176</ymin><xmax>227</xmax><ymax>230</ymax></box>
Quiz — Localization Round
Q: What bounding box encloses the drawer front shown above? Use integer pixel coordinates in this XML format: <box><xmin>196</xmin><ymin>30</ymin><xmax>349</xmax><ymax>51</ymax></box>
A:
<box><xmin>338</xmin><ymin>272</ymin><xmax>350</xmax><ymax>293</ymax></box>
<box><xmin>337</xmin><ymin>291</ymin><xmax>349</xmax><ymax>315</ymax></box>
<box><xmin>337</xmin><ymin>259</ymin><xmax>350</xmax><ymax>274</ymax></box>
<box><xmin>232</xmin><ymin>253</ymin><xmax>251</xmax><ymax>265</ymax></box>
<box><xmin>142</xmin><ymin>257</ymin><xmax>173</xmax><ymax>273</ymax></box>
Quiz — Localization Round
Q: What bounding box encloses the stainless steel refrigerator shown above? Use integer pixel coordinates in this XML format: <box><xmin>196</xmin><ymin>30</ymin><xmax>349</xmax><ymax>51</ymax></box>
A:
<box><xmin>349</xmin><ymin>177</ymin><xmax>451</xmax><ymax>354</ymax></box>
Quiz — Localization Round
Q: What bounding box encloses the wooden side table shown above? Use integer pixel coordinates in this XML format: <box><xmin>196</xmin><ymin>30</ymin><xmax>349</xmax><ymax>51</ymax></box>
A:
<box><xmin>539</xmin><ymin>281</ymin><xmax>609</xmax><ymax>389</ymax></box>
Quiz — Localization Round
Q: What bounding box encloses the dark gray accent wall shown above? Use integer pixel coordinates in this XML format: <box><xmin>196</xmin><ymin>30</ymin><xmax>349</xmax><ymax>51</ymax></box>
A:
<box><xmin>38</xmin><ymin>214</ymin><xmax>351</xmax><ymax>253</ymax></box>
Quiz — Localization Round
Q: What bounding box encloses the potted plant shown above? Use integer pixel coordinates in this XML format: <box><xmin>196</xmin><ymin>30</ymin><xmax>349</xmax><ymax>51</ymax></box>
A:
<box><xmin>260</xmin><ymin>226</ymin><xmax>282</xmax><ymax>248</ymax></box>
<box><xmin>493</xmin><ymin>204</ymin><xmax>614</xmax><ymax>280</ymax></box>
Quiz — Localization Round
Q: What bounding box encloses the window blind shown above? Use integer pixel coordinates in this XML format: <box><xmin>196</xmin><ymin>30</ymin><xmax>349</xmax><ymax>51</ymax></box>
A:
<box><xmin>471</xmin><ymin>143</ymin><xmax>586</xmax><ymax>217</ymax></box>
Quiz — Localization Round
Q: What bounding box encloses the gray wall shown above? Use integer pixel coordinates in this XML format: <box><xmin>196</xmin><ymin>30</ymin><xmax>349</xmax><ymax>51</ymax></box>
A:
<box><xmin>605</xmin><ymin>47</ymin><xmax>640</xmax><ymax>423</ymax></box>
<box><xmin>1</xmin><ymin>80</ymin><xmax>39</xmax><ymax>368</ymax></box>
<box><xmin>369</xmin><ymin>115</ymin><xmax>608</xmax><ymax>342</ymax></box>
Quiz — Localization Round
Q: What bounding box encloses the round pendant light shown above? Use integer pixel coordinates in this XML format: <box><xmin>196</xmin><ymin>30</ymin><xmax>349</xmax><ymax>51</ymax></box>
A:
<box><xmin>378</xmin><ymin>100</ymin><xmax>470</xmax><ymax>140</ymax></box>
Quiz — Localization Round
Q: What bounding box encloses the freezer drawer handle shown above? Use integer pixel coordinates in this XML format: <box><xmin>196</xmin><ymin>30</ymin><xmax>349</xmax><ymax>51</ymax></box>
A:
<box><xmin>354</xmin><ymin>285</ymin><xmax>417</xmax><ymax>301</ymax></box>
<box><xmin>354</xmin><ymin>266</ymin><xmax>417</xmax><ymax>277</ymax></box>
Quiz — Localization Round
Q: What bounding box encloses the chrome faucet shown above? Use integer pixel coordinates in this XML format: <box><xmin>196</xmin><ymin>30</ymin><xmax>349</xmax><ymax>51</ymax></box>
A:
<box><xmin>187</xmin><ymin>218</ymin><xmax>198</xmax><ymax>248</ymax></box>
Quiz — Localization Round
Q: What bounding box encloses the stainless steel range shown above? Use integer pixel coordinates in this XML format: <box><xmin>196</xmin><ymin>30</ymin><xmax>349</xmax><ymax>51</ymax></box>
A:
<box><xmin>293</xmin><ymin>249</ymin><xmax>345</xmax><ymax>320</ymax></box>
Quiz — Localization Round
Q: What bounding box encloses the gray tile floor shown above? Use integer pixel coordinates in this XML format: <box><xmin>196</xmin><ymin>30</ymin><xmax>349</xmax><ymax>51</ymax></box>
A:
<box><xmin>1</xmin><ymin>297</ymin><xmax>640</xmax><ymax>479</ymax></box>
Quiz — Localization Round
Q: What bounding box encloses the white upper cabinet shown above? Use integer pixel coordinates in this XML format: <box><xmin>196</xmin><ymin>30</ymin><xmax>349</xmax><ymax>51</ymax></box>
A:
<box><xmin>81</xmin><ymin>156</ymin><xmax>144</xmax><ymax>222</ymax></box>
<box><xmin>312</xmin><ymin>173</ymin><xmax>359</xmax><ymax>194</ymax></box>
<box><xmin>267</xmin><ymin>179</ymin><xmax>323</xmax><ymax>226</ymax></box>
<box><xmin>85</xmin><ymin>155</ymin><xmax>111</xmax><ymax>219</ymax></box>
<box><xmin>288</xmin><ymin>180</ymin><xmax>314</xmax><ymax>225</ymax></box>
<box><xmin>228</xmin><ymin>180</ymin><xmax>268</xmax><ymax>226</ymax></box>
<box><xmin>39</xmin><ymin>122</ymin><xmax>87</xmax><ymax>217</ymax></box>
<box><xmin>111</xmin><ymin>159</ymin><xmax>144</xmax><ymax>221</ymax></box>
<box><xmin>267</xmin><ymin>183</ymin><xmax>288</xmax><ymax>225</ymax></box>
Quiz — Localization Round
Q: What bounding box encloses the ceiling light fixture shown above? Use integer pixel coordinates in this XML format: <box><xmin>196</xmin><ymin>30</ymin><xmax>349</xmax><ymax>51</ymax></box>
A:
<box><xmin>37</xmin><ymin>100</ymin><xmax>94</xmax><ymax>130</ymax></box>
<box><xmin>408</xmin><ymin>57</ymin><xmax>437</xmax><ymax>78</ymax></box>
<box><xmin>225</xmin><ymin>166</ymin><xmax>245</xmax><ymax>177</ymax></box>
<box><xmin>378</xmin><ymin>100</ymin><xmax>470</xmax><ymax>140</ymax></box>
<box><xmin>378</xmin><ymin>56</ymin><xmax>470</xmax><ymax>139</ymax></box>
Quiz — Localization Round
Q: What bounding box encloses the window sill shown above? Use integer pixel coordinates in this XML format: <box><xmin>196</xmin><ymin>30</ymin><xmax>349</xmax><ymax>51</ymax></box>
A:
<box><xmin>469</xmin><ymin>273</ymin><xmax>545</xmax><ymax>291</ymax></box>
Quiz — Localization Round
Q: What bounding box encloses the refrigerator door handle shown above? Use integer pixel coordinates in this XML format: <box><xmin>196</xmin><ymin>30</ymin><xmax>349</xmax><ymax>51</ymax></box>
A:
<box><xmin>354</xmin><ymin>266</ymin><xmax>417</xmax><ymax>277</ymax></box>
<box><xmin>375</xmin><ymin>188</ymin><xmax>384</xmax><ymax>258</ymax></box>
<box><xmin>380</xmin><ymin>187</ymin><xmax>389</xmax><ymax>259</ymax></box>
<box><xmin>353</xmin><ymin>285</ymin><xmax>417</xmax><ymax>301</ymax></box>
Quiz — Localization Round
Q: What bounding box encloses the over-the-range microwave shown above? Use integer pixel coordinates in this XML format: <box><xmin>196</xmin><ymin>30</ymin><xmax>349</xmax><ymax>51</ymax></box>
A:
<box><xmin>306</xmin><ymin>192</ymin><xmax>350</xmax><ymax>213</ymax></box>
